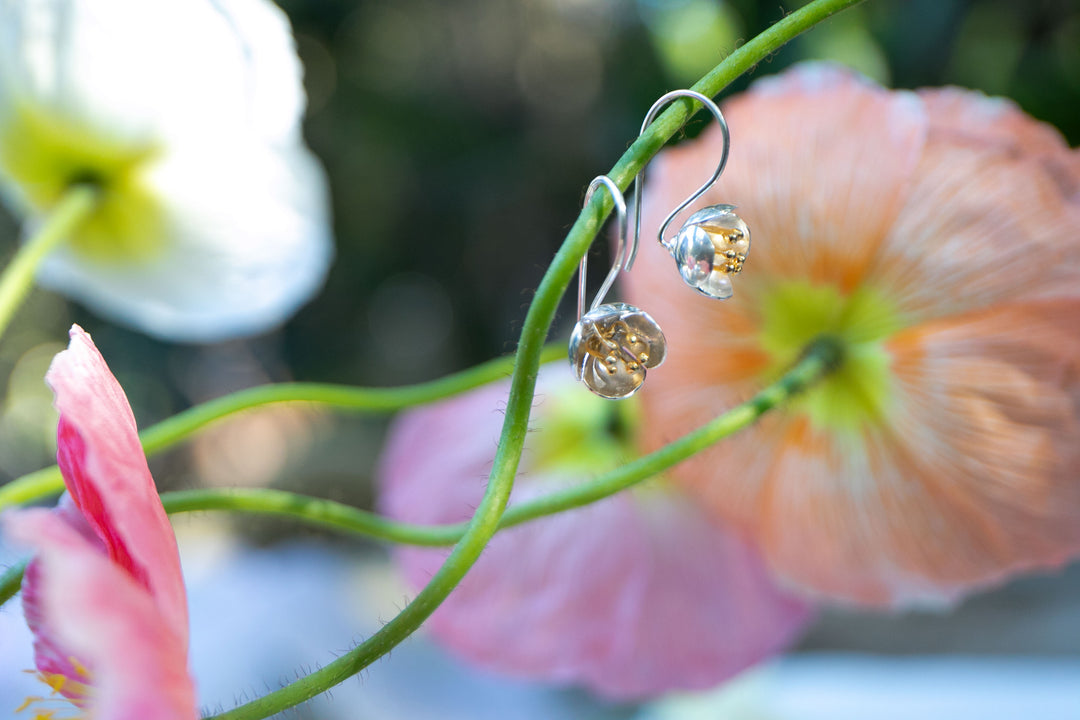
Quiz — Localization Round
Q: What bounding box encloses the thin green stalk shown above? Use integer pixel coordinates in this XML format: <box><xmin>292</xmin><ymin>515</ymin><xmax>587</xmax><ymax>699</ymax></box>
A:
<box><xmin>0</xmin><ymin>336</ymin><xmax>841</xmax><ymax>610</ymax></box>
<box><xmin>160</xmin><ymin>336</ymin><xmax>839</xmax><ymax>545</ymax></box>
<box><xmin>0</xmin><ymin>465</ymin><xmax>64</xmax><ymax>513</ymax></box>
<box><xmin>140</xmin><ymin>343</ymin><xmax>564</xmax><ymax>455</ymax></box>
<box><xmin>0</xmin><ymin>344</ymin><xmax>565</xmax><ymax>513</ymax></box>
<box><xmin>501</xmin><ymin>336</ymin><xmax>841</xmax><ymax>528</ymax></box>
<box><xmin>208</xmin><ymin>2</ymin><xmax>865</xmax><ymax>717</ymax></box>
<box><xmin>0</xmin><ymin>185</ymin><xmax>98</xmax><ymax>340</ymax></box>
<box><xmin>162</xmin><ymin>488</ymin><xmax>455</xmax><ymax>545</ymax></box>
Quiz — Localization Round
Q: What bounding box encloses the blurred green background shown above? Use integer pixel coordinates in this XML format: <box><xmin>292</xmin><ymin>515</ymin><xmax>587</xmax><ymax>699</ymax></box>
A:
<box><xmin>1</xmin><ymin>0</ymin><xmax>1079</xmax><ymax>661</ymax></box>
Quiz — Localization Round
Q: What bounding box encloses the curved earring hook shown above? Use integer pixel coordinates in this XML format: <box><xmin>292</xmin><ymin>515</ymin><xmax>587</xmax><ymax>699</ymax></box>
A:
<box><xmin>569</xmin><ymin>175</ymin><xmax>666</xmax><ymax>399</ymax></box>
<box><xmin>628</xmin><ymin>89</ymin><xmax>730</xmax><ymax>269</ymax></box>
<box><xmin>577</xmin><ymin>175</ymin><xmax>628</xmax><ymax>321</ymax></box>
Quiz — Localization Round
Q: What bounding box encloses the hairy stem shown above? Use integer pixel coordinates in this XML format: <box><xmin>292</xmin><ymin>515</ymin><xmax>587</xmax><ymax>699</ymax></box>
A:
<box><xmin>161</xmin><ymin>335</ymin><xmax>839</xmax><ymax>545</ymax></box>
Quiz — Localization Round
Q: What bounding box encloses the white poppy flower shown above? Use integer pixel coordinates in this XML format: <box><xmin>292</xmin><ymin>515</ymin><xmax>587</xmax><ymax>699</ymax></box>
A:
<box><xmin>0</xmin><ymin>0</ymin><xmax>333</xmax><ymax>341</ymax></box>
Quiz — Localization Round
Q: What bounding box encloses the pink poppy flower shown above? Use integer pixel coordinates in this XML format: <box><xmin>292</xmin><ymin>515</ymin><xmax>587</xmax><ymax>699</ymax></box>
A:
<box><xmin>377</xmin><ymin>367</ymin><xmax>813</xmax><ymax>700</ymax></box>
<box><xmin>4</xmin><ymin>325</ymin><xmax>196</xmax><ymax>718</ymax></box>
<box><xmin>625</xmin><ymin>62</ymin><xmax>1080</xmax><ymax>607</ymax></box>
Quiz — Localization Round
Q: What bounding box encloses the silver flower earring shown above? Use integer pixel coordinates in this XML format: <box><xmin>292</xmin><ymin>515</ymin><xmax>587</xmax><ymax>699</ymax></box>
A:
<box><xmin>629</xmin><ymin>89</ymin><xmax>750</xmax><ymax>300</ymax></box>
<box><xmin>569</xmin><ymin>176</ymin><xmax>666</xmax><ymax>399</ymax></box>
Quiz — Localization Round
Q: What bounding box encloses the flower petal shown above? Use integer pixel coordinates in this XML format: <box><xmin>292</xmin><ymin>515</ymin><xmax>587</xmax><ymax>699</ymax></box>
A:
<box><xmin>0</xmin><ymin>0</ymin><xmax>305</xmax><ymax>147</ymax></box>
<box><xmin>919</xmin><ymin>87</ymin><xmax>1080</xmax><ymax>187</ymax></box>
<box><xmin>6</xmin><ymin>508</ymin><xmax>197</xmax><ymax>719</ymax></box>
<box><xmin>17</xmin><ymin>499</ymin><xmax>101</xmax><ymax>693</ymax></box>
<box><xmin>627</xmin><ymin>63</ymin><xmax>1080</xmax><ymax>607</ymax></box>
<box><xmin>867</xmin><ymin>87</ymin><xmax>1080</xmax><ymax>321</ymax></box>
<box><xmin>45</xmin><ymin>325</ymin><xmax>188</xmax><ymax>642</ymax></box>
<box><xmin>36</xmin><ymin>144</ymin><xmax>332</xmax><ymax>341</ymax></box>
<box><xmin>662</xmin><ymin>302</ymin><xmax>1080</xmax><ymax>607</ymax></box>
<box><xmin>378</xmin><ymin>371</ymin><xmax>812</xmax><ymax>699</ymax></box>
<box><xmin>881</xmin><ymin>302</ymin><xmax>1080</xmax><ymax>595</ymax></box>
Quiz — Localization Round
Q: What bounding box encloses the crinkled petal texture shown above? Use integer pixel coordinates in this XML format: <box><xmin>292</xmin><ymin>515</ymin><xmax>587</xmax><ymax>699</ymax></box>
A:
<box><xmin>0</xmin><ymin>0</ymin><xmax>332</xmax><ymax>341</ymax></box>
<box><xmin>377</xmin><ymin>370</ymin><xmax>813</xmax><ymax>700</ymax></box>
<box><xmin>625</xmin><ymin>62</ymin><xmax>1080</xmax><ymax>607</ymax></box>
<box><xmin>2</xmin><ymin>325</ymin><xmax>195</xmax><ymax>716</ymax></box>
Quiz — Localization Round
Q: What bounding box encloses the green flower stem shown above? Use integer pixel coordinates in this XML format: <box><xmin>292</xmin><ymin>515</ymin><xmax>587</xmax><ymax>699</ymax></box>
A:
<box><xmin>0</xmin><ymin>184</ymin><xmax>99</xmax><ymax>341</ymax></box>
<box><xmin>0</xmin><ymin>560</ymin><xmax>26</xmax><ymax>608</ymax></box>
<box><xmin>502</xmin><ymin>336</ymin><xmax>841</xmax><ymax>526</ymax></box>
<box><xmin>0</xmin><ymin>465</ymin><xmax>64</xmax><ymax>513</ymax></box>
<box><xmin>0</xmin><ymin>343</ymin><xmax>565</xmax><ymax>514</ymax></box>
<box><xmin>140</xmin><ymin>342</ymin><xmax>563</xmax><ymax>453</ymax></box>
<box><xmin>206</xmin><ymin>2</ymin><xmax>865</xmax><ymax>717</ymax></box>
<box><xmin>162</xmin><ymin>487</ymin><xmax>458</xmax><ymax>545</ymax></box>
<box><xmin>160</xmin><ymin>335</ymin><xmax>839</xmax><ymax>545</ymax></box>
<box><xmin>0</xmin><ymin>345</ymin><xmax>562</xmax><ymax>611</ymax></box>
<box><xmin>0</xmin><ymin>335</ymin><xmax>840</xmax><ymax>610</ymax></box>
<box><xmin>606</xmin><ymin>0</ymin><xmax>866</xmax><ymax>197</ymax></box>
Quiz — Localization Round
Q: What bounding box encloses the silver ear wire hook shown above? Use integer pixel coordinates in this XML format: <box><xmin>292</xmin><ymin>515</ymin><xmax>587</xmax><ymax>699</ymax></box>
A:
<box><xmin>627</xmin><ymin>89</ymin><xmax>749</xmax><ymax>301</ymax></box>
<box><xmin>569</xmin><ymin>176</ymin><xmax>666</xmax><ymax>399</ymax></box>
<box><xmin>577</xmin><ymin>175</ymin><xmax>629</xmax><ymax>322</ymax></box>
<box><xmin>630</xmin><ymin>89</ymin><xmax>730</xmax><ymax>265</ymax></box>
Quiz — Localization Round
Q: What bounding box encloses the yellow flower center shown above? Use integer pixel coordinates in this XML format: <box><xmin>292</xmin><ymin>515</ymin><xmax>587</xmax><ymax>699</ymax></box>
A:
<box><xmin>16</xmin><ymin>660</ymin><xmax>93</xmax><ymax>720</ymax></box>
<box><xmin>531</xmin><ymin>386</ymin><xmax>641</xmax><ymax>475</ymax></box>
<box><xmin>0</xmin><ymin>101</ymin><xmax>166</xmax><ymax>263</ymax></box>
<box><xmin>759</xmin><ymin>280</ymin><xmax>903</xmax><ymax>433</ymax></box>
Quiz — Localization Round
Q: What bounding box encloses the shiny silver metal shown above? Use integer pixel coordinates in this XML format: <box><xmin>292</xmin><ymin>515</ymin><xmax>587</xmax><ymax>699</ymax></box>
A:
<box><xmin>570</xmin><ymin>176</ymin><xmax>666</xmax><ymax>399</ymax></box>
<box><xmin>577</xmin><ymin>176</ymin><xmax>629</xmax><ymax>321</ymax></box>
<box><xmin>569</xmin><ymin>302</ymin><xmax>666</xmax><ymax>399</ymax></box>
<box><xmin>671</xmin><ymin>203</ymin><xmax>749</xmax><ymax>299</ymax></box>
<box><xmin>628</xmin><ymin>89</ymin><xmax>750</xmax><ymax>300</ymax></box>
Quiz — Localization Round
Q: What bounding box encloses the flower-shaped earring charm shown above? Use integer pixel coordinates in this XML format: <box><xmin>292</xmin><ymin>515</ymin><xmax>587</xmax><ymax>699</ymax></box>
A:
<box><xmin>629</xmin><ymin>90</ymin><xmax>751</xmax><ymax>300</ymax></box>
<box><xmin>569</xmin><ymin>176</ymin><xmax>666</xmax><ymax>399</ymax></box>
<box><xmin>570</xmin><ymin>302</ymin><xmax>666</xmax><ymax>399</ymax></box>
<box><xmin>671</xmin><ymin>204</ymin><xmax>750</xmax><ymax>299</ymax></box>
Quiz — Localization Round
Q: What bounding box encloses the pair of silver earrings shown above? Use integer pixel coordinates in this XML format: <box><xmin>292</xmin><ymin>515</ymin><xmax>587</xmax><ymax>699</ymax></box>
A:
<box><xmin>569</xmin><ymin>90</ymin><xmax>751</xmax><ymax>399</ymax></box>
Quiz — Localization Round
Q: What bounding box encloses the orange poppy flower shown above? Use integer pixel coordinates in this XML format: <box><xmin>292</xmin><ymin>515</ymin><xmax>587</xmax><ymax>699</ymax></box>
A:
<box><xmin>626</xmin><ymin>63</ymin><xmax>1080</xmax><ymax>607</ymax></box>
